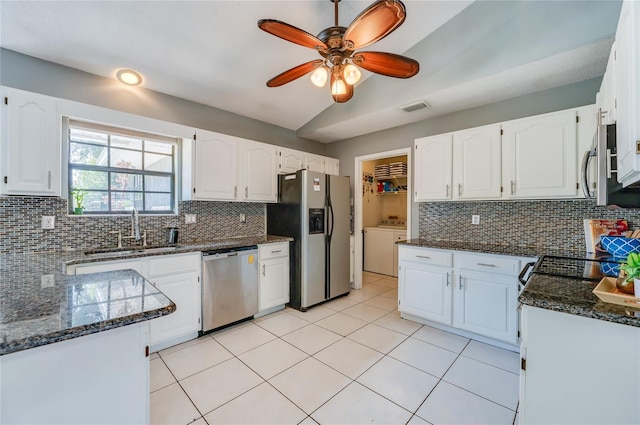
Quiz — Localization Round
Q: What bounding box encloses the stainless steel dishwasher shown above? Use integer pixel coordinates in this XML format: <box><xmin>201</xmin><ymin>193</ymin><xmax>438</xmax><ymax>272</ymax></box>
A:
<box><xmin>202</xmin><ymin>245</ymin><xmax>258</xmax><ymax>333</ymax></box>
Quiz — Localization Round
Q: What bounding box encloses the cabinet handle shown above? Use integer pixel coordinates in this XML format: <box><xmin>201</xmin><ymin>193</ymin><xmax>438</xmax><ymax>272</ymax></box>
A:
<box><xmin>262</xmin><ymin>264</ymin><xmax>266</xmax><ymax>276</ymax></box>
<box><xmin>234</xmin><ymin>186</ymin><xmax>237</xmax><ymax>197</ymax></box>
<box><xmin>271</xmin><ymin>250</ymin><xmax>282</xmax><ymax>254</ymax></box>
<box><xmin>459</xmin><ymin>275</ymin><xmax>464</xmax><ymax>290</ymax></box>
<box><xmin>445</xmin><ymin>184</ymin><xmax>450</xmax><ymax>197</ymax></box>
<box><xmin>477</xmin><ymin>262</ymin><xmax>496</xmax><ymax>268</ymax></box>
<box><xmin>458</xmin><ymin>183</ymin><xmax>462</xmax><ymax>196</ymax></box>
<box><xmin>446</xmin><ymin>272</ymin><xmax>451</xmax><ymax>287</ymax></box>
<box><xmin>510</xmin><ymin>180</ymin><xmax>515</xmax><ymax>195</ymax></box>
<box><xmin>245</xmin><ymin>186</ymin><xmax>248</xmax><ymax>198</ymax></box>
<box><xmin>416</xmin><ymin>255</ymin><xmax>431</xmax><ymax>259</ymax></box>
<box><xmin>47</xmin><ymin>171</ymin><xmax>51</xmax><ymax>189</ymax></box>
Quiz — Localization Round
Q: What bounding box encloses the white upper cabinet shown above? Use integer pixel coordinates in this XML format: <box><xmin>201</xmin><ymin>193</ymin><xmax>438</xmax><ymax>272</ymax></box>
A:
<box><xmin>242</xmin><ymin>140</ymin><xmax>277</xmax><ymax>202</ymax></box>
<box><xmin>453</xmin><ymin>124</ymin><xmax>502</xmax><ymax>200</ymax></box>
<box><xmin>598</xmin><ymin>43</ymin><xmax>617</xmax><ymax>125</ymax></box>
<box><xmin>614</xmin><ymin>0</ymin><xmax>640</xmax><ymax>187</ymax></box>
<box><xmin>192</xmin><ymin>130</ymin><xmax>239</xmax><ymax>200</ymax></box>
<box><xmin>502</xmin><ymin>109</ymin><xmax>578</xmax><ymax>198</ymax></box>
<box><xmin>190</xmin><ymin>131</ymin><xmax>277</xmax><ymax>202</ymax></box>
<box><xmin>414</xmin><ymin>133</ymin><xmax>453</xmax><ymax>201</ymax></box>
<box><xmin>305</xmin><ymin>153</ymin><xmax>326</xmax><ymax>173</ymax></box>
<box><xmin>325</xmin><ymin>157</ymin><xmax>340</xmax><ymax>176</ymax></box>
<box><xmin>278</xmin><ymin>147</ymin><xmax>305</xmax><ymax>174</ymax></box>
<box><xmin>1</xmin><ymin>88</ymin><xmax>60</xmax><ymax>196</ymax></box>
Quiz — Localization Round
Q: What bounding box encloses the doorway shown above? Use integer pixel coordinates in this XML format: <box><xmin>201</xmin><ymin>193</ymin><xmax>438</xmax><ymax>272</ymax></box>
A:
<box><xmin>353</xmin><ymin>148</ymin><xmax>411</xmax><ymax>289</ymax></box>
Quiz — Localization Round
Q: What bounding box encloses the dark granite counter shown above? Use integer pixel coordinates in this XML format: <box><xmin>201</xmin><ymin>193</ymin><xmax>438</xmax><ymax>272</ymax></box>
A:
<box><xmin>397</xmin><ymin>238</ymin><xmax>640</xmax><ymax>327</ymax></box>
<box><xmin>397</xmin><ymin>238</ymin><xmax>579</xmax><ymax>258</ymax></box>
<box><xmin>0</xmin><ymin>267</ymin><xmax>175</xmax><ymax>355</ymax></box>
<box><xmin>0</xmin><ymin>235</ymin><xmax>291</xmax><ymax>355</ymax></box>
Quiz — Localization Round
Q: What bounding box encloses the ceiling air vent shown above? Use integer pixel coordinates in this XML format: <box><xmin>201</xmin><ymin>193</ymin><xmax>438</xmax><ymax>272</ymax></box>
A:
<box><xmin>399</xmin><ymin>101</ymin><xmax>430</xmax><ymax>113</ymax></box>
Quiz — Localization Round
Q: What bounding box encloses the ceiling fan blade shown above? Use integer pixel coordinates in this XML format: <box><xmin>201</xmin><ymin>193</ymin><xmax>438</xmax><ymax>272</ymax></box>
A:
<box><xmin>258</xmin><ymin>19</ymin><xmax>328</xmax><ymax>51</ymax></box>
<box><xmin>343</xmin><ymin>0</ymin><xmax>406</xmax><ymax>51</ymax></box>
<box><xmin>330</xmin><ymin>73</ymin><xmax>354</xmax><ymax>103</ymax></box>
<box><xmin>353</xmin><ymin>52</ymin><xmax>419</xmax><ymax>78</ymax></box>
<box><xmin>266</xmin><ymin>60</ymin><xmax>325</xmax><ymax>87</ymax></box>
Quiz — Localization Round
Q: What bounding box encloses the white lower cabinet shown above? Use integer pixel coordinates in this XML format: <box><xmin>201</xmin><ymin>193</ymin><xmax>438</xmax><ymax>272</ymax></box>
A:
<box><xmin>398</xmin><ymin>260</ymin><xmax>452</xmax><ymax>323</ymax></box>
<box><xmin>453</xmin><ymin>270</ymin><xmax>518</xmax><ymax>344</ymax></box>
<box><xmin>519</xmin><ymin>306</ymin><xmax>640</xmax><ymax>425</ymax></box>
<box><xmin>69</xmin><ymin>252</ymin><xmax>202</xmax><ymax>352</ymax></box>
<box><xmin>258</xmin><ymin>242</ymin><xmax>290</xmax><ymax>314</ymax></box>
<box><xmin>398</xmin><ymin>245</ymin><xmax>523</xmax><ymax>347</ymax></box>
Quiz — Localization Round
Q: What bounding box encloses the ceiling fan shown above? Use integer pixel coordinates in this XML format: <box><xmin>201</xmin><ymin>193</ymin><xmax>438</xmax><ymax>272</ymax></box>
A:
<box><xmin>258</xmin><ymin>0</ymin><xmax>420</xmax><ymax>103</ymax></box>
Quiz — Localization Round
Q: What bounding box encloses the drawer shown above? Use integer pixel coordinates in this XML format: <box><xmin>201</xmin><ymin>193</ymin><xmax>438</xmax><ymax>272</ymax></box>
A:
<box><xmin>258</xmin><ymin>242</ymin><xmax>289</xmax><ymax>260</ymax></box>
<box><xmin>147</xmin><ymin>252</ymin><xmax>200</xmax><ymax>277</ymax></box>
<box><xmin>398</xmin><ymin>246</ymin><xmax>452</xmax><ymax>267</ymax></box>
<box><xmin>455</xmin><ymin>252</ymin><xmax>521</xmax><ymax>275</ymax></box>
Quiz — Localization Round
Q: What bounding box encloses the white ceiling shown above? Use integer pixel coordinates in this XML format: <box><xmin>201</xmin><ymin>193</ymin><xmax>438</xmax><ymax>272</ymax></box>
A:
<box><xmin>0</xmin><ymin>1</ymin><xmax>622</xmax><ymax>143</ymax></box>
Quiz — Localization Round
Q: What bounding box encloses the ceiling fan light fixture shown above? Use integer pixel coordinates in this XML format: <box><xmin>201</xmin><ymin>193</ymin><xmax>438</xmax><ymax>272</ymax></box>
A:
<box><xmin>343</xmin><ymin>63</ymin><xmax>362</xmax><ymax>85</ymax></box>
<box><xmin>331</xmin><ymin>77</ymin><xmax>347</xmax><ymax>96</ymax></box>
<box><xmin>116</xmin><ymin>68</ymin><xmax>142</xmax><ymax>86</ymax></box>
<box><xmin>310</xmin><ymin>66</ymin><xmax>329</xmax><ymax>87</ymax></box>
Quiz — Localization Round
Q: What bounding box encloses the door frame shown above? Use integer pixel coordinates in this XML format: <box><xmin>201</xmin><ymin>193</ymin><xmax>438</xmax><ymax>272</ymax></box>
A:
<box><xmin>353</xmin><ymin>147</ymin><xmax>412</xmax><ymax>289</ymax></box>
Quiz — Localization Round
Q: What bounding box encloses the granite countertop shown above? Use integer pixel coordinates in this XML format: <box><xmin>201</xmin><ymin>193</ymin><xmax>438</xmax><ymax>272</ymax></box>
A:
<box><xmin>397</xmin><ymin>238</ymin><xmax>578</xmax><ymax>258</ymax></box>
<box><xmin>397</xmin><ymin>238</ymin><xmax>640</xmax><ymax>327</ymax></box>
<box><xmin>0</xmin><ymin>234</ymin><xmax>291</xmax><ymax>356</ymax></box>
<box><xmin>0</xmin><ymin>268</ymin><xmax>175</xmax><ymax>355</ymax></box>
<box><xmin>518</xmin><ymin>273</ymin><xmax>640</xmax><ymax>327</ymax></box>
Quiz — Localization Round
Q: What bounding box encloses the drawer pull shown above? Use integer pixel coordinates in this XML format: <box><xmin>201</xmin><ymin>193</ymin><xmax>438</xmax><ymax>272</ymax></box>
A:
<box><xmin>416</xmin><ymin>255</ymin><xmax>431</xmax><ymax>259</ymax></box>
<box><xmin>477</xmin><ymin>262</ymin><xmax>496</xmax><ymax>267</ymax></box>
<box><xmin>271</xmin><ymin>250</ymin><xmax>282</xmax><ymax>254</ymax></box>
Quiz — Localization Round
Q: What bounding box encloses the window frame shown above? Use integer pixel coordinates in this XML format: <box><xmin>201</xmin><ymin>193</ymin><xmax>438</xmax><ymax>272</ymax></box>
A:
<box><xmin>66</xmin><ymin>119</ymin><xmax>180</xmax><ymax>215</ymax></box>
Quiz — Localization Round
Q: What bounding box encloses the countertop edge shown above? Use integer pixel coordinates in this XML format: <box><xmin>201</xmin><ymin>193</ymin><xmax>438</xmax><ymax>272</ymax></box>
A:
<box><xmin>0</xmin><ymin>302</ymin><xmax>176</xmax><ymax>356</ymax></box>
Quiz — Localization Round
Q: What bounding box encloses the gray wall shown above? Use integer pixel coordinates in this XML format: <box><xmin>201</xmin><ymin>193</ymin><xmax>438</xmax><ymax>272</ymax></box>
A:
<box><xmin>325</xmin><ymin>77</ymin><xmax>602</xmax><ymax>237</ymax></box>
<box><xmin>0</xmin><ymin>48</ymin><xmax>326</xmax><ymax>154</ymax></box>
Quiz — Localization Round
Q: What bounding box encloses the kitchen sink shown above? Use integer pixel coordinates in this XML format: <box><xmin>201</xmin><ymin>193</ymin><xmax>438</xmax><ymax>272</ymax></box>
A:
<box><xmin>83</xmin><ymin>246</ymin><xmax>179</xmax><ymax>257</ymax></box>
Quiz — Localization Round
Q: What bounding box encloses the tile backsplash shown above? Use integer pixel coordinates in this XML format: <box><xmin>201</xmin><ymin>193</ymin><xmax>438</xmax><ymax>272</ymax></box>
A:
<box><xmin>419</xmin><ymin>200</ymin><xmax>640</xmax><ymax>253</ymax></box>
<box><xmin>1</xmin><ymin>197</ymin><xmax>265</xmax><ymax>254</ymax></box>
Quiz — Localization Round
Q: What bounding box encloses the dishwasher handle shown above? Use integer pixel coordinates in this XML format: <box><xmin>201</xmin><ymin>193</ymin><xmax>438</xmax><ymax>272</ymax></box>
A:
<box><xmin>202</xmin><ymin>245</ymin><xmax>258</xmax><ymax>258</ymax></box>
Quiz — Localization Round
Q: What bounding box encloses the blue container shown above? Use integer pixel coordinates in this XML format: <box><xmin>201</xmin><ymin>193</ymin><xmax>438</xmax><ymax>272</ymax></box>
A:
<box><xmin>600</xmin><ymin>236</ymin><xmax>640</xmax><ymax>258</ymax></box>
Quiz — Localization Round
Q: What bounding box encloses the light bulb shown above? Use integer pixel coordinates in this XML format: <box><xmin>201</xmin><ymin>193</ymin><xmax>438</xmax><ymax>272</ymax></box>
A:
<box><xmin>310</xmin><ymin>66</ymin><xmax>328</xmax><ymax>87</ymax></box>
<box><xmin>343</xmin><ymin>63</ymin><xmax>361</xmax><ymax>85</ymax></box>
<box><xmin>116</xmin><ymin>69</ymin><xmax>142</xmax><ymax>86</ymax></box>
<box><xmin>331</xmin><ymin>78</ymin><xmax>347</xmax><ymax>96</ymax></box>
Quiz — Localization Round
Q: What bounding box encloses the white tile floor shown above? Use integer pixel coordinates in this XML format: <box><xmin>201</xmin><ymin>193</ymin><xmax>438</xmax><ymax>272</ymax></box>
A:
<box><xmin>150</xmin><ymin>272</ymin><xmax>520</xmax><ymax>425</ymax></box>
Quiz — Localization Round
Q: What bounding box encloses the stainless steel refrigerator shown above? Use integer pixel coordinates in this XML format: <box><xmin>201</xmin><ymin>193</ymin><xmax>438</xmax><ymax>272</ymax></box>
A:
<box><xmin>266</xmin><ymin>170</ymin><xmax>351</xmax><ymax>311</ymax></box>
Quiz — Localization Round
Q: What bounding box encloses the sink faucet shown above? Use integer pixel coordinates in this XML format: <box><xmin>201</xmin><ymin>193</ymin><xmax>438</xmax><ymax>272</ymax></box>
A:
<box><xmin>131</xmin><ymin>208</ymin><xmax>141</xmax><ymax>241</ymax></box>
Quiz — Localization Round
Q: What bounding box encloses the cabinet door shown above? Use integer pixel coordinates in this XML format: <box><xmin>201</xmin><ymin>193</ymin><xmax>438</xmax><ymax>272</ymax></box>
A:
<box><xmin>453</xmin><ymin>124</ymin><xmax>502</xmax><ymax>199</ymax></box>
<box><xmin>502</xmin><ymin>110</ymin><xmax>577</xmax><ymax>198</ymax></box>
<box><xmin>193</xmin><ymin>131</ymin><xmax>239</xmax><ymax>200</ymax></box>
<box><xmin>453</xmin><ymin>270</ymin><xmax>518</xmax><ymax>344</ymax></box>
<box><xmin>259</xmin><ymin>257</ymin><xmax>289</xmax><ymax>311</ymax></box>
<box><xmin>242</xmin><ymin>140</ymin><xmax>277</xmax><ymax>202</ymax></box>
<box><xmin>1</xmin><ymin>89</ymin><xmax>60</xmax><ymax>195</ymax></box>
<box><xmin>278</xmin><ymin>148</ymin><xmax>305</xmax><ymax>174</ymax></box>
<box><xmin>149</xmin><ymin>271</ymin><xmax>201</xmax><ymax>346</ymax></box>
<box><xmin>305</xmin><ymin>153</ymin><xmax>325</xmax><ymax>173</ymax></box>
<box><xmin>398</xmin><ymin>261</ymin><xmax>452</xmax><ymax>324</ymax></box>
<box><xmin>614</xmin><ymin>0</ymin><xmax>640</xmax><ymax>187</ymax></box>
<box><xmin>364</xmin><ymin>228</ymin><xmax>394</xmax><ymax>276</ymax></box>
<box><xmin>414</xmin><ymin>134</ymin><xmax>453</xmax><ymax>201</ymax></box>
<box><xmin>325</xmin><ymin>157</ymin><xmax>340</xmax><ymax>176</ymax></box>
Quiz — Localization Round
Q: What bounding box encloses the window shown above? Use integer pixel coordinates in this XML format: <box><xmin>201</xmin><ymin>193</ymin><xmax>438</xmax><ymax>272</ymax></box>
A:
<box><xmin>68</xmin><ymin>120</ymin><xmax>178</xmax><ymax>214</ymax></box>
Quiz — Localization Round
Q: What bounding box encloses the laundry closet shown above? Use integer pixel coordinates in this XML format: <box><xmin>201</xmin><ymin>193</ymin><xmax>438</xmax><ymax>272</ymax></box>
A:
<box><xmin>362</xmin><ymin>155</ymin><xmax>408</xmax><ymax>276</ymax></box>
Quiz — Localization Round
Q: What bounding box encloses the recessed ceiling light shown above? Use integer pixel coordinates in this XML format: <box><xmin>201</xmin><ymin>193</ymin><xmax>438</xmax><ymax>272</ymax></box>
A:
<box><xmin>116</xmin><ymin>69</ymin><xmax>142</xmax><ymax>86</ymax></box>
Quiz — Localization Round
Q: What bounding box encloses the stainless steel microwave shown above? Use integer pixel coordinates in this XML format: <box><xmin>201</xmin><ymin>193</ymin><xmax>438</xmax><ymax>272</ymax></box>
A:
<box><xmin>582</xmin><ymin>111</ymin><xmax>640</xmax><ymax>208</ymax></box>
